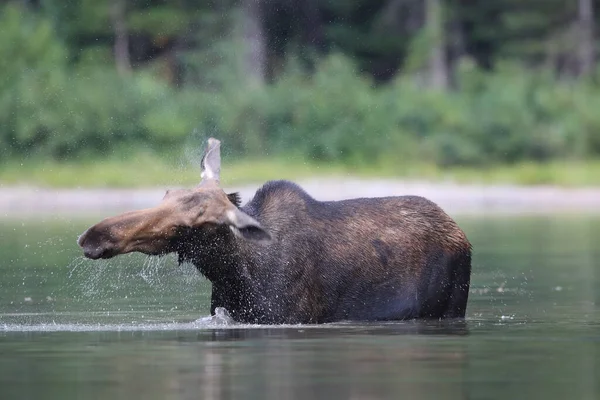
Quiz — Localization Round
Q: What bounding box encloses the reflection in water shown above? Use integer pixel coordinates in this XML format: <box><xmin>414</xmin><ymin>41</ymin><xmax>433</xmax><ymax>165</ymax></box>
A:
<box><xmin>0</xmin><ymin>324</ymin><xmax>471</xmax><ymax>400</ymax></box>
<box><xmin>182</xmin><ymin>327</ymin><xmax>470</xmax><ymax>400</ymax></box>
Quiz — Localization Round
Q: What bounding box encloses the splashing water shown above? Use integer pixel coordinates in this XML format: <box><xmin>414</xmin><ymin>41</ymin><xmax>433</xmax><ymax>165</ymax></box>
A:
<box><xmin>195</xmin><ymin>307</ymin><xmax>235</xmax><ymax>325</ymax></box>
<box><xmin>138</xmin><ymin>256</ymin><xmax>167</xmax><ymax>286</ymax></box>
<box><xmin>0</xmin><ymin>308</ymin><xmax>239</xmax><ymax>332</ymax></box>
<box><xmin>3</xmin><ymin>252</ymin><xmax>211</xmax><ymax>328</ymax></box>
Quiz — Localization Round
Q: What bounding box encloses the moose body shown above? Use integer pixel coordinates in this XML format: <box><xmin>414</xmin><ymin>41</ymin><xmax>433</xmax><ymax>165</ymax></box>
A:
<box><xmin>78</xmin><ymin>139</ymin><xmax>472</xmax><ymax>324</ymax></box>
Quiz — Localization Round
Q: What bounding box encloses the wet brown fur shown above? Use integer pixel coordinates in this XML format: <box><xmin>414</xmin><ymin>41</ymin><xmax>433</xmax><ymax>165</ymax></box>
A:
<box><xmin>202</xmin><ymin>181</ymin><xmax>472</xmax><ymax>323</ymax></box>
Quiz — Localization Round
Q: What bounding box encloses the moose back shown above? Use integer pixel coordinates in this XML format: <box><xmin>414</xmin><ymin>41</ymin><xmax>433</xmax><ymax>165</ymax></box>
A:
<box><xmin>78</xmin><ymin>138</ymin><xmax>472</xmax><ymax>324</ymax></box>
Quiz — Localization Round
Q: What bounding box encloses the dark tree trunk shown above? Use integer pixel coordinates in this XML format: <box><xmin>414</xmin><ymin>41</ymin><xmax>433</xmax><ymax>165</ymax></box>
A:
<box><xmin>426</xmin><ymin>0</ymin><xmax>449</xmax><ymax>89</ymax></box>
<box><xmin>110</xmin><ymin>0</ymin><xmax>131</xmax><ymax>76</ymax></box>
<box><xmin>578</xmin><ymin>0</ymin><xmax>595</xmax><ymax>76</ymax></box>
<box><xmin>300</xmin><ymin>0</ymin><xmax>325</xmax><ymax>50</ymax></box>
<box><xmin>242</xmin><ymin>0</ymin><xmax>266</xmax><ymax>86</ymax></box>
<box><xmin>446</xmin><ymin>1</ymin><xmax>465</xmax><ymax>88</ymax></box>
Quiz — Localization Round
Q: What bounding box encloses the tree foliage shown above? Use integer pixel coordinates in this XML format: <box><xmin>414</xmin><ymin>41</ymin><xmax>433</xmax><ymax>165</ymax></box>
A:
<box><xmin>0</xmin><ymin>0</ymin><xmax>599</xmax><ymax>166</ymax></box>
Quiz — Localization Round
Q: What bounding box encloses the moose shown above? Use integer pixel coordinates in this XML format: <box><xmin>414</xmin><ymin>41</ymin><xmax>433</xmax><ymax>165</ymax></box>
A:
<box><xmin>78</xmin><ymin>138</ymin><xmax>472</xmax><ymax>324</ymax></box>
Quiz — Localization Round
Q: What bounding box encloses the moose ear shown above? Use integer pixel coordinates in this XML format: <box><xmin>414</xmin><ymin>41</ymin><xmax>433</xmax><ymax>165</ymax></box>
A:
<box><xmin>227</xmin><ymin>192</ymin><xmax>241</xmax><ymax>207</ymax></box>
<box><xmin>225</xmin><ymin>208</ymin><xmax>272</xmax><ymax>243</ymax></box>
<box><xmin>201</xmin><ymin>138</ymin><xmax>221</xmax><ymax>183</ymax></box>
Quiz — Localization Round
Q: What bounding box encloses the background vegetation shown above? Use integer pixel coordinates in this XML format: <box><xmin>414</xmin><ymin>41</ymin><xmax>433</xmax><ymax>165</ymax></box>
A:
<box><xmin>1</xmin><ymin>0</ymin><xmax>600</xmax><ymax>185</ymax></box>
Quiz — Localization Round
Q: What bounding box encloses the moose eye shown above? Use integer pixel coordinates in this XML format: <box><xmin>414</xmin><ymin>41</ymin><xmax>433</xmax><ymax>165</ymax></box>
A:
<box><xmin>163</xmin><ymin>189</ymin><xmax>173</xmax><ymax>199</ymax></box>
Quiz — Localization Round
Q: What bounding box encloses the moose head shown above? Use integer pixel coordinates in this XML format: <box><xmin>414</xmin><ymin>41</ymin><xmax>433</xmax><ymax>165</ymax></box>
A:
<box><xmin>77</xmin><ymin>138</ymin><xmax>271</xmax><ymax>260</ymax></box>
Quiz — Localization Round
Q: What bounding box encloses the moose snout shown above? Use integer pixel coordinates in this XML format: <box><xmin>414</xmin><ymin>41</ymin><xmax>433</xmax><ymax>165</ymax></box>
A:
<box><xmin>81</xmin><ymin>244</ymin><xmax>109</xmax><ymax>260</ymax></box>
<box><xmin>77</xmin><ymin>228</ymin><xmax>118</xmax><ymax>259</ymax></box>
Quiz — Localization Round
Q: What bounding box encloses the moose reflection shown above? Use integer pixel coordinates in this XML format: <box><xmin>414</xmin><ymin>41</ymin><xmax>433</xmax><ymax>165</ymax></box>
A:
<box><xmin>78</xmin><ymin>138</ymin><xmax>472</xmax><ymax>324</ymax></box>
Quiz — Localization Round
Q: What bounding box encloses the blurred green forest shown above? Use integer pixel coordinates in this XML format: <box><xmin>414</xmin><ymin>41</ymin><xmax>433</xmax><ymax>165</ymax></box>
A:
<box><xmin>1</xmin><ymin>0</ymin><xmax>600</xmax><ymax>180</ymax></box>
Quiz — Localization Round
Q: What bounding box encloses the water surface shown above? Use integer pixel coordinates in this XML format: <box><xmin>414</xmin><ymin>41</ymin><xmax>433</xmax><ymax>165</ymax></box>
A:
<box><xmin>0</xmin><ymin>215</ymin><xmax>598</xmax><ymax>399</ymax></box>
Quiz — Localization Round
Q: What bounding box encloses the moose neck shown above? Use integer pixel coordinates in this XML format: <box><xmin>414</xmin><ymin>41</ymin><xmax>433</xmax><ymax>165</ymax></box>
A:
<box><xmin>176</xmin><ymin>225</ymin><xmax>267</xmax><ymax>322</ymax></box>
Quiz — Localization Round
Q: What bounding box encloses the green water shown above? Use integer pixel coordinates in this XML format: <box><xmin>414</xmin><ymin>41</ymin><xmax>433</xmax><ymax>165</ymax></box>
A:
<box><xmin>0</xmin><ymin>215</ymin><xmax>599</xmax><ymax>399</ymax></box>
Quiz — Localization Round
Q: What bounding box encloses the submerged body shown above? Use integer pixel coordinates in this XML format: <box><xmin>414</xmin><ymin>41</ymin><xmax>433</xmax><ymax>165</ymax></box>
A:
<box><xmin>78</xmin><ymin>138</ymin><xmax>472</xmax><ymax>324</ymax></box>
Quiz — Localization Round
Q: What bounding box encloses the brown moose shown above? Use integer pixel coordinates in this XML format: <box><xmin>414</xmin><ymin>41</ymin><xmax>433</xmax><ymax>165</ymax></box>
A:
<box><xmin>78</xmin><ymin>138</ymin><xmax>472</xmax><ymax>324</ymax></box>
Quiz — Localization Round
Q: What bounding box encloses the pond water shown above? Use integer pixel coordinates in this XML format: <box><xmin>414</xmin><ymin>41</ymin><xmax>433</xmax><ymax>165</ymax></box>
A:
<box><xmin>0</xmin><ymin>214</ymin><xmax>599</xmax><ymax>399</ymax></box>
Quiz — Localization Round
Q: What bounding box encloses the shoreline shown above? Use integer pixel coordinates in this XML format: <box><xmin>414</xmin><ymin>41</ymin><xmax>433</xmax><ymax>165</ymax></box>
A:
<box><xmin>1</xmin><ymin>178</ymin><xmax>599</xmax><ymax>217</ymax></box>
